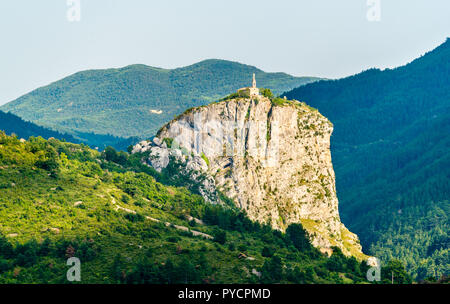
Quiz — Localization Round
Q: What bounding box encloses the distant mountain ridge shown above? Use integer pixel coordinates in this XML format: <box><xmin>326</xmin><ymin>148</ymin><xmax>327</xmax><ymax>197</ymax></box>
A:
<box><xmin>0</xmin><ymin>110</ymin><xmax>77</xmax><ymax>142</ymax></box>
<box><xmin>1</xmin><ymin>59</ymin><xmax>321</xmax><ymax>139</ymax></box>
<box><xmin>283</xmin><ymin>38</ymin><xmax>450</xmax><ymax>279</ymax></box>
<box><xmin>0</xmin><ymin>110</ymin><xmax>136</xmax><ymax>151</ymax></box>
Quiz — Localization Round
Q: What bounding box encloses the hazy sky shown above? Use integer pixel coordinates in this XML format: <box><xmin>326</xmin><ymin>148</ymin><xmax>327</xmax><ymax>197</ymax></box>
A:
<box><xmin>0</xmin><ymin>0</ymin><xmax>449</xmax><ymax>105</ymax></box>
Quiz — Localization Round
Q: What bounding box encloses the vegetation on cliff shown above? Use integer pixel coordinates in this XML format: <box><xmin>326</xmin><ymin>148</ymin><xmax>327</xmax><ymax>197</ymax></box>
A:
<box><xmin>136</xmin><ymin>95</ymin><xmax>366</xmax><ymax>258</ymax></box>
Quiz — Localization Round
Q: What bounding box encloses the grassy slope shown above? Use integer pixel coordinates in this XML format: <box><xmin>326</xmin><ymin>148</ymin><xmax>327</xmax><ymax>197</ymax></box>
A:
<box><xmin>0</xmin><ymin>132</ymin><xmax>383</xmax><ymax>284</ymax></box>
<box><xmin>1</xmin><ymin>60</ymin><xmax>320</xmax><ymax>139</ymax></box>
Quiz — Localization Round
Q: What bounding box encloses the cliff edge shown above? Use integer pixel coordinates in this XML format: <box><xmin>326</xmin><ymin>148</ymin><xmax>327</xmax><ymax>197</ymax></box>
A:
<box><xmin>132</xmin><ymin>95</ymin><xmax>366</xmax><ymax>259</ymax></box>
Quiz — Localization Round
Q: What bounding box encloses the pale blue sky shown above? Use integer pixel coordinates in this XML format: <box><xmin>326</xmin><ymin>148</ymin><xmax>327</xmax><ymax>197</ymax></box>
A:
<box><xmin>0</xmin><ymin>0</ymin><xmax>449</xmax><ymax>105</ymax></box>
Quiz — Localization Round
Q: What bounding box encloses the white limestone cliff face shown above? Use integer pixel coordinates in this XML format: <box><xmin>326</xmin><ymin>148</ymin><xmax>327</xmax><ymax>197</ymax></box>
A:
<box><xmin>132</xmin><ymin>96</ymin><xmax>365</xmax><ymax>258</ymax></box>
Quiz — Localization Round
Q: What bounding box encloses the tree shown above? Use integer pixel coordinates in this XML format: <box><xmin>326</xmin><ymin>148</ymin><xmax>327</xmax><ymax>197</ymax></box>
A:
<box><xmin>286</xmin><ymin>266</ymin><xmax>306</xmax><ymax>283</ymax></box>
<box><xmin>261</xmin><ymin>88</ymin><xmax>274</xmax><ymax>99</ymax></box>
<box><xmin>0</xmin><ymin>258</ymin><xmax>11</xmax><ymax>273</ymax></box>
<box><xmin>103</xmin><ymin>146</ymin><xmax>118</xmax><ymax>162</ymax></box>
<box><xmin>38</xmin><ymin>238</ymin><xmax>53</xmax><ymax>256</ymax></box>
<box><xmin>261</xmin><ymin>246</ymin><xmax>275</xmax><ymax>257</ymax></box>
<box><xmin>15</xmin><ymin>240</ymin><xmax>39</xmax><ymax>267</ymax></box>
<box><xmin>34</xmin><ymin>144</ymin><xmax>59</xmax><ymax>175</ymax></box>
<box><xmin>178</xmin><ymin>258</ymin><xmax>199</xmax><ymax>283</ymax></box>
<box><xmin>111</xmin><ymin>254</ymin><xmax>126</xmax><ymax>283</ymax></box>
<box><xmin>213</xmin><ymin>228</ymin><xmax>227</xmax><ymax>245</ymax></box>
<box><xmin>382</xmin><ymin>259</ymin><xmax>412</xmax><ymax>284</ymax></box>
<box><xmin>261</xmin><ymin>255</ymin><xmax>284</xmax><ymax>283</ymax></box>
<box><xmin>0</xmin><ymin>236</ymin><xmax>14</xmax><ymax>259</ymax></box>
<box><xmin>286</xmin><ymin>224</ymin><xmax>312</xmax><ymax>252</ymax></box>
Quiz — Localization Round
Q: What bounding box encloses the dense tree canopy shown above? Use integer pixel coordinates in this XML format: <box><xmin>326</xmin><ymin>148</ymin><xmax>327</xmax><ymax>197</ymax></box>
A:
<box><xmin>284</xmin><ymin>38</ymin><xmax>450</xmax><ymax>280</ymax></box>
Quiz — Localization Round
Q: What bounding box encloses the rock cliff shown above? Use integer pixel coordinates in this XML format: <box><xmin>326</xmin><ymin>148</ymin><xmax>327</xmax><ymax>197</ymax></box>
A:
<box><xmin>132</xmin><ymin>95</ymin><xmax>365</xmax><ymax>258</ymax></box>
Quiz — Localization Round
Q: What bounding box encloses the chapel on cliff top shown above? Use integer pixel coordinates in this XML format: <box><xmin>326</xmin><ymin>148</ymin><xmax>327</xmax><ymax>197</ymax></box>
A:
<box><xmin>237</xmin><ymin>73</ymin><xmax>260</xmax><ymax>97</ymax></box>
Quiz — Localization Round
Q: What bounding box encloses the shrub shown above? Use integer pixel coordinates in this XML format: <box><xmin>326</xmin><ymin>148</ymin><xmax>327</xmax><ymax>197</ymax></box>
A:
<box><xmin>0</xmin><ymin>236</ymin><xmax>14</xmax><ymax>258</ymax></box>
<box><xmin>262</xmin><ymin>246</ymin><xmax>275</xmax><ymax>257</ymax></box>
<box><xmin>213</xmin><ymin>229</ymin><xmax>227</xmax><ymax>245</ymax></box>
<box><xmin>261</xmin><ymin>88</ymin><xmax>274</xmax><ymax>98</ymax></box>
<box><xmin>238</xmin><ymin>244</ymin><xmax>247</xmax><ymax>252</ymax></box>
<box><xmin>162</xmin><ymin>138</ymin><xmax>174</xmax><ymax>148</ymax></box>
<box><xmin>166</xmin><ymin>236</ymin><xmax>181</xmax><ymax>243</ymax></box>
<box><xmin>286</xmin><ymin>223</ymin><xmax>312</xmax><ymax>252</ymax></box>
<box><xmin>201</xmin><ymin>153</ymin><xmax>210</xmax><ymax>167</ymax></box>
<box><xmin>124</xmin><ymin>212</ymin><xmax>144</xmax><ymax>222</ymax></box>
<box><xmin>261</xmin><ymin>255</ymin><xmax>284</xmax><ymax>283</ymax></box>
<box><xmin>0</xmin><ymin>258</ymin><xmax>12</xmax><ymax>273</ymax></box>
<box><xmin>228</xmin><ymin>243</ymin><xmax>236</xmax><ymax>251</ymax></box>
<box><xmin>121</xmin><ymin>194</ymin><xmax>130</xmax><ymax>204</ymax></box>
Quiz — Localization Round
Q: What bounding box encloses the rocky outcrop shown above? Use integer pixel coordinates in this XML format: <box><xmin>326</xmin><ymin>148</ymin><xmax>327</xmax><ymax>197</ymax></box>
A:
<box><xmin>132</xmin><ymin>96</ymin><xmax>365</xmax><ymax>258</ymax></box>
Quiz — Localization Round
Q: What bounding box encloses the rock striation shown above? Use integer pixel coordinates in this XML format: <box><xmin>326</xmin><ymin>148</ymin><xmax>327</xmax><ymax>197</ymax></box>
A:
<box><xmin>132</xmin><ymin>95</ymin><xmax>365</xmax><ymax>258</ymax></box>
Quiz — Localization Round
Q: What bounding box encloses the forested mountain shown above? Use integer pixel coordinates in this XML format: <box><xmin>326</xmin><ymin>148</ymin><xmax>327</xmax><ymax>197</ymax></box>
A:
<box><xmin>283</xmin><ymin>38</ymin><xmax>450</xmax><ymax>280</ymax></box>
<box><xmin>1</xmin><ymin>60</ymin><xmax>320</xmax><ymax>139</ymax></box>
<box><xmin>0</xmin><ymin>110</ymin><xmax>136</xmax><ymax>151</ymax></box>
<box><xmin>0</xmin><ymin>110</ymin><xmax>77</xmax><ymax>142</ymax></box>
<box><xmin>0</xmin><ymin>132</ymin><xmax>412</xmax><ymax>284</ymax></box>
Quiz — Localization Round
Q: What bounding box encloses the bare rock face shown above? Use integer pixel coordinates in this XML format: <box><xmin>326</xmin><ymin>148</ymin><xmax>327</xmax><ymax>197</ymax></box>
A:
<box><xmin>133</xmin><ymin>96</ymin><xmax>365</xmax><ymax>258</ymax></box>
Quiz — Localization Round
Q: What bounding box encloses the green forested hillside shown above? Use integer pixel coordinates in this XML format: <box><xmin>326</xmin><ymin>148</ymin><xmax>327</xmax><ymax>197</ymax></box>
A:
<box><xmin>283</xmin><ymin>38</ymin><xmax>450</xmax><ymax>280</ymax></box>
<box><xmin>0</xmin><ymin>111</ymin><xmax>77</xmax><ymax>142</ymax></box>
<box><xmin>1</xmin><ymin>60</ymin><xmax>320</xmax><ymax>139</ymax></box>
<box><xmin>0</xmin><ymin>110</ymin><xmax>137</xmax><ymax>151</ymax></box>
<box><xmin>1</xmin><ymin>132</ymin><xmax>411</xmax><ymax>284</ymax></box>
